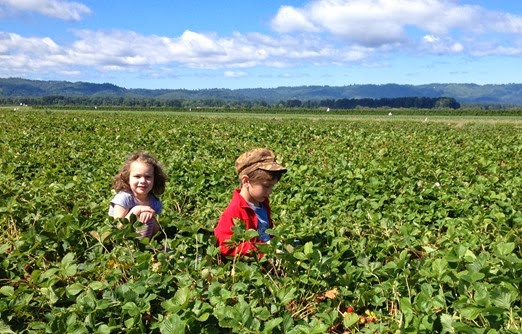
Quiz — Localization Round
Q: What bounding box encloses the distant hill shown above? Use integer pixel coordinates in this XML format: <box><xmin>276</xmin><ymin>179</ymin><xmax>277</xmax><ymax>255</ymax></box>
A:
<box><xmin>1</xmin><ymin>77</ymin><xmax>522</xmax><ymax>105</ymax></box>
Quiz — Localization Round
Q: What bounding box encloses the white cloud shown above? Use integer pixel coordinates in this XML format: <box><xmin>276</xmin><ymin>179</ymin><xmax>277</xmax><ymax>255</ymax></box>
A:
<box><xmin>270</xmin><ymin>0</ymin><xmax>522</xmax><ymax>49</ymax></box>
<box><xmin>271</xmin><ymin>6</ymin><xmax>319</xmax><ymax>33</ymax></box>
<box><xmin>1</xmin><ymin>0</ymin><xmax>522</xmax><ymax>80</ymax></box>
<box><xmin>0</xmin><ymin>28</ymin><xmax>371</xmax><ymax>78</ymax></box>
<box><xmin>422</xmin><ymin>34</ymin><xmax>464</xmax><ymax>54</ymax></box>
<box><xmin>467</xmin><ymin>40</ymin><xmax>522</xmax><ymax>57</ymax></box>
<box><xmin>0</xmin><ymin>32</ymin><xmax>62</xmax><ymax>60</ymax></box>
<box><xmin>485</xmin><ymin>12</ymin><xmax>522</xmax><ymax>34</ymax></box>
<box><xmin>224</xmin><ymin>71</ymin><xmax>248</xmax><ymax>78</ymax></box>
<box><xmin>0</xmin><ymin>0</ymin><xmax>91</xmax><ymax>20</ymax></box>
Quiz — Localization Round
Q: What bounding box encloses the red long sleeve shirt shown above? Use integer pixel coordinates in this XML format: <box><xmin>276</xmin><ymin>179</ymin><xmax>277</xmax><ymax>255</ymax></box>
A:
<box><xmin>214</xmin><ymin>189</ymin><xmax>272</xmax><ymax>257</ymax></box>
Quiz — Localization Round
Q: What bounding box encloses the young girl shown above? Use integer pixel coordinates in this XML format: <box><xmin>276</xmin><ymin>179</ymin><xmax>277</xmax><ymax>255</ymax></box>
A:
<box><xmin>109</xmin><ymin>151</ymin><xmax>168</xmax><ymax>239</ymax></box>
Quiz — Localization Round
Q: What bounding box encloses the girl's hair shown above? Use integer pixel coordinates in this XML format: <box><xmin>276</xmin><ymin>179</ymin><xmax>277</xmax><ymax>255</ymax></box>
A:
<box><xmin>112</xmin><ymin>151</ymin><xmax>168</xmax><ymax>196</ymax></box>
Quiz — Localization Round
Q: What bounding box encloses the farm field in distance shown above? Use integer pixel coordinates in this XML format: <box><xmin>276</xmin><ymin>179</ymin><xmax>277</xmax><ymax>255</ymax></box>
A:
<box><xmin>1</xmin><ymin>108</ymin><xmax>521</xmax><ymax>333</ymax></box>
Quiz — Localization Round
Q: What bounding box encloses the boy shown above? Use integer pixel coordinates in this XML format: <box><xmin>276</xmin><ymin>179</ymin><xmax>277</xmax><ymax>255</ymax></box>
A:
<box><xmin>214</xmin><ymin>148</ymin><xmax>287</xmax><ymax>257</ymax></box>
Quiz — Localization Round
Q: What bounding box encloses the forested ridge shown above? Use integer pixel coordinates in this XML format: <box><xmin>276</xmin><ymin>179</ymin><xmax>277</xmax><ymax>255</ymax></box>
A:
<box><xmin>2</xmin><ymin>77</ymin><xmax>522</xmax><ymax>106</ymax></box>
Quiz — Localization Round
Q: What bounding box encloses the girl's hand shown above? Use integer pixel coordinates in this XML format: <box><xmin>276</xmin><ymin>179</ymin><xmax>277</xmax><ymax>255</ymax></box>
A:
<box><xmin>130</xmin><ymin>205</ymin><xmax>155</xmax><ymax>223</ymax></box>
<box><xmin>138</xmin><ymin>211</ymin><xmax>155</xmax><ymax>224</ymax></box>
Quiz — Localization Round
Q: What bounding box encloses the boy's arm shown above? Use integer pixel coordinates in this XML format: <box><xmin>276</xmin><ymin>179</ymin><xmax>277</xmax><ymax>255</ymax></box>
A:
<box><xmin>214</xmin><ymin>215</ymin><xmax>258</xmax><ymax>257</ymax></box>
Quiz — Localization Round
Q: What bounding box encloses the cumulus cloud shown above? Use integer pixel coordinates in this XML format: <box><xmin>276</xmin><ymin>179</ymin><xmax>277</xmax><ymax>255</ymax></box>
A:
<box><xmin>0</xmin><ymin>0</ymin><xmax>91</xmax><ymax>20</ymax></box>
<box><xmin>422</xmin><ymin>35</ymin><xmax>464</xmax><ymax>54</ymax></box>
<box><xmin>270</xmin><ymin>0</ymin><xmax>522</xmax><ymax>48</ymax></box>
<box><xmin>62</xmin><ymin>29</ymin><xmax>364</xmax><ymax>70</ymax></box>
<box><xmin>224</xmin><ymin>71</ymin><xmax>248</xmax><ymax>78</ymax></box>
<box><xmin>1</xmin><ymin>0</ymin><xmax>522</xmax><ymax>80</ymax></box>
<box><xmin>271</xmin><ymin>6</ymin><xmax>319</xmax><ymax>33</ymax></box>
<box><xmin>484</xmin><ymin>12</ymin><xmax>522</xmax><ymax>34</ymax></box>
<box><xmin>0</xmin><ymin>28</ymin><xmax>373</xmax><ymax>79</ymax></box>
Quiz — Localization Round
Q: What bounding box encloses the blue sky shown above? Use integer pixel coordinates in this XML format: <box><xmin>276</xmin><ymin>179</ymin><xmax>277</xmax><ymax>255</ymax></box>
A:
<box><xmin>1</xmin><ymin>0</ymin><xmax>522</xmax><ymax>89</ymax></box>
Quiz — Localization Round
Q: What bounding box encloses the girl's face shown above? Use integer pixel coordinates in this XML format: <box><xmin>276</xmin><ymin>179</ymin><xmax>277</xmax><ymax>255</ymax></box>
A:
<box><xmin>128</xmin><ymin>160</ymin><xmax>154</xmax><ymax>200</ymax></box>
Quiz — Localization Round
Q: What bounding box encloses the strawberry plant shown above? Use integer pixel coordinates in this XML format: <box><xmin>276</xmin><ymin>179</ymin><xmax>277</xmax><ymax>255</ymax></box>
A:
<box><xmin>1</xmin><ymin>109</ymin><xmax>521</xmax><ymax>333</ymax></box>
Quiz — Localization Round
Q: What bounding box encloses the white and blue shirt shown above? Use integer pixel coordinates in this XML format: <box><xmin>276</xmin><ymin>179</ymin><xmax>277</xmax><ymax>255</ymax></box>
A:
<box><xmin>249</xmin><ymin>202</ymin><xmax>271</xmax><ymax>242</ymax></box>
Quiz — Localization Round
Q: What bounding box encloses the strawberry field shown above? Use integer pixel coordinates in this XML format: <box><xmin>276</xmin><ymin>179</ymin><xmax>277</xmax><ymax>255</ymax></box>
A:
<box><xmin>1</xmin><ymin>109</ymin><xmax>521</xmax><ymax>333</ymax></box>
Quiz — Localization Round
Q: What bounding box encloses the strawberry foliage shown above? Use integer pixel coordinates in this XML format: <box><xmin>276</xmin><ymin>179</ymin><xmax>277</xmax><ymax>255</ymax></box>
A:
<box><xmin>1</xmin><ymin>109</ymin><xmax>521</xmax><ymax>333</ymax></box>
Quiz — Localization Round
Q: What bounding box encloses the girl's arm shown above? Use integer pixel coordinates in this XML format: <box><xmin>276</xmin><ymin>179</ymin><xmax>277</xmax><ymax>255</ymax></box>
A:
<box><xmin>112</xmin><ymin>204</ymin><xmax>156</xmax><ymax>224</ymax></box>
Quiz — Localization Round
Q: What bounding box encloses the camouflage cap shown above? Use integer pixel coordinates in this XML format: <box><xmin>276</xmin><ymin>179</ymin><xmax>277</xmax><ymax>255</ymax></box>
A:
<box><xmin>235</xmin><ymin>148</ymin><xmax>287</xmax><ymax>177</ymax></box>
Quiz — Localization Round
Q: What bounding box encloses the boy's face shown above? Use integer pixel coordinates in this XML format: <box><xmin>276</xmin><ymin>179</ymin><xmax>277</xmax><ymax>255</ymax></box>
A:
<box><xmin>242</xmin><ymin>177</ymin><xmax>278</xmax><ymax>205</ymax></box>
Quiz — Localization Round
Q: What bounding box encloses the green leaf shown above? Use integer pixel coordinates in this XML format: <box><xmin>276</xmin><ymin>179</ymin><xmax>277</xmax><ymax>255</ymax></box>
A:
<box><xmin>61</xmin><ymin>264</ymin><xmax>77</xmax><ymax>277</ymax></box>
<box><xmin>277</xmin><ymin>287</ymin><xmax>296</xmax><ymax>305</ymax></box>
<box><xmin>240</xmin><ymin>302</ymin><xmax>254</xmax><ymax>329</ymax></box>
<box><xmin>262</xmin><ymin>318</ymin><xmax>283</xmax><ymax>333</ymax></box>
<box><xmin>119</xmin><ymin>285</ymin><xmax>138</xmax><ymax>302</ymax></box>
<box><xmin>459</xmin><ymin>270</ymin><xmax>485</xmax><ymax>283</ymax></box>
<box><xmin>494</xmin><ymin>242</ymin><xmax>515</xmax><ymax>256</ymax></box>
<box><xmin>463</xmin><ymin>249</ymin><xmax>477</xmax><ymax>262</ymax></box>
<box><xmin>0</xmin><ymin>320</ymin><xmax>15</xmax><ymax>333</ymax></box>
<box><xmin>195</xmin><ymin>313</ymin><xmax>210</xmax><ymax>322</ymax></box>
<box><xmin>399</xmin><ymin>297</ymin><xmax>413</xmax><ymax>327</ymax></box>
<box><xmin>0</xmin><ymin>244</ymin><xmax>10</xmax><ymax>255</ymax></box>
<box><xmin>491</xmin><ymin>289</ymin><xmax>515</xmax><ymax>309</ymax></box>
<box><xmin>0</xmin><ymin>286</ymin><xmax>14</xmax><ymax>297</ymax></box>
<box><xmin>90</xmin><ymin>230</ymin><xmax>111</xmax><ymax>244</ymax></box>
<box><xmin>432</xmin><ymin>258</ymin><xmax>448</xmax><ymax>280</ymax></box>
<box><xmin>244</xmin><ymin>229</ymin><xmax>260</xmax><ymax>240</ymax></box>
<box><xmin>61</xmin><ymin>252</ymin><xmax>75</xmax><ymax>266</ymax></box>
<box><xmin>174</xmin><ymin>287</ymin><xmax>191</xmax><ymax>308</ymax></box>
<box><xmin>440</xmin><ymin>313</ymin><xmax>454</xmax><ymax>332</ymax></box>
<box><xmin>65</xmin><ymin>283</ymin><xmax>84</xmax><ymax>296</ymax></box>
<box><xmin>96</xmin><ymin>325</ymin><xmax>111</xmax><ymax>334</ymax></box>
<box><xmin>40</xmin><ymin>287</ymin><xmax>58</xmax><ymax>305</ymax></box>
<box><xmin>88</xmin><ymin>281</ymin><xmax>106</xmax><ymax>290</ymax></box>
<box><xmin>160</xmin><ymin>314</ymin><xmax>186</xmax><ymax>334</ymax></box>
<box><xmin>122</xmin><ymin>302</ymin><xmax>140</xmax><ymax>317</ymax></box>
<box><xmin>254</xmin><ymin>307</ymin><xmax>271</xmax><ymax>321</ymax></box>
<box><xmin>459</xmin><ymin>306</ymin><xmax>482</xmax><ymax>320</ymax></box>
<box><xmin>304</xmin><ymin>241</ymin><xmax>313</xmax><ymax>255</ymax></box>
<box><xmin>342</xmin><ymin>313</ymin><xmax>359</xmax><ymax>328</ymax></box>
<box><xmin>66</xmin><ymin>313</ymin><xmax>77</xmax><ymax>329</ymax></box>
<box><xmin>124</xmin><ymin>317</ymin><xmax>135</xmax><ymax>329</ymax></box>
<box><xmin>96</xmin><ymin>299</ymin><xmax>112</xmax><ymax>310</ymax></box>
<box><xmin>77</xmin><ymin>290</ymin><xmax>96</xmax><ymax>312</ymax></box>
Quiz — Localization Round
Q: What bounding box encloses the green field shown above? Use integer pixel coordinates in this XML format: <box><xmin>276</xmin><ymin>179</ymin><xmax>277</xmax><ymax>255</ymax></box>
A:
<box><xmin>1</xmin><ymin>109</ymin><xmax>521</xmax><ymax>333</ymax></box>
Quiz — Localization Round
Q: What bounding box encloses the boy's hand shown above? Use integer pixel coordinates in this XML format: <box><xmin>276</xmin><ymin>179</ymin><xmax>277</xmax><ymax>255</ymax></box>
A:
<box><xmin>266</xmin><ymin>240</ymin><xmax>284</xmax><ymax>254</ymax></box>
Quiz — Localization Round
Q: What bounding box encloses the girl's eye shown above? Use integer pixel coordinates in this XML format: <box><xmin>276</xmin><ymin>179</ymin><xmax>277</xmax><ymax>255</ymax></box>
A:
<box><xmin>132</xmin><ymin>175</ymin><xmax>151</xmax><ymax>181</ymax></box>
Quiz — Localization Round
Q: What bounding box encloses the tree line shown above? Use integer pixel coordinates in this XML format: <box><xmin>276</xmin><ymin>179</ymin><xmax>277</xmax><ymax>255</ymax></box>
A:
<box><xmin>0</xmin><ymin>95</ymin><xmax>460</xmax><ymax>109</ymax></box>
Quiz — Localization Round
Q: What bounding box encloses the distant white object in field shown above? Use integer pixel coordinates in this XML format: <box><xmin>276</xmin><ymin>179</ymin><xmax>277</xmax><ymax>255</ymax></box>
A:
<box><xmin>326</xmin><ymin>107</ymin><xmax>330</xmax><ymax>112</ymax></box>
<box><xmin>424</xmin><ymin>117</ymin><xmax>428</xmax><ymax>122</ymax></box>
<box><xmin>388</xmin><ymin>112</ymin><xmax>392</xmax><ymax>116</ymax></box>
<box><xmin>434</xmin><ymin>182</ymin><xmax>441</xmax><ymax>187</ymax></box>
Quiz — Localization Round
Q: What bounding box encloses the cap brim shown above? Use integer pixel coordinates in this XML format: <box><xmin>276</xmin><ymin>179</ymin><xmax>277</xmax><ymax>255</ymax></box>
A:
<box><xmin>257</xmin><ymin>162</ymin><xmax>287</xmax><ymax>173</ymax></box>
<box><xmin>239</xmin><ymin>161</ymin><xmax>287</xmax><ymax>176</ymax></box>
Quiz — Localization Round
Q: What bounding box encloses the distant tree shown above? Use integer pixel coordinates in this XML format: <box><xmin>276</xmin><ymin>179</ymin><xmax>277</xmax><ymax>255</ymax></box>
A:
<box><xmin>285</xmin><ymin>99</ymin><xmax>302</xmax><ymax>108</ymax></box>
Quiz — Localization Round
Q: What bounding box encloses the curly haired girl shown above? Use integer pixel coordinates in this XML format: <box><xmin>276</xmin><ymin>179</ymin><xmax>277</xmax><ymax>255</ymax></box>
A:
<box><xmin>109</xmin><ymin>151</ymin><xmax>168</xmax><ymax>238</ymax></box>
